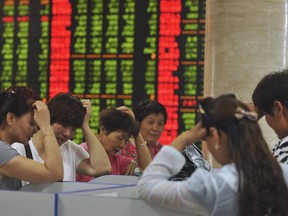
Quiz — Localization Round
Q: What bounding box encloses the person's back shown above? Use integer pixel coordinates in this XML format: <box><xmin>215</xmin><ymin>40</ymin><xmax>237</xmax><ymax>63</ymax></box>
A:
<box><xmin>138</xmin><ymin>94</ymin><xmax>288</xmax><ymax>215</ymax></box>
<box><xmin>252</xmin><ymin>69</ymin><xmax>288</xmax><ymax>164</ymax></box>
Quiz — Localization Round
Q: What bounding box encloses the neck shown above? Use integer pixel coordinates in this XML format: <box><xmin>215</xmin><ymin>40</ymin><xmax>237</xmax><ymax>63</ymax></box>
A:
<box><xmin>0</xmin><ymin>131</ymin><xmax>12</xmax><ymax>144</ymax></box>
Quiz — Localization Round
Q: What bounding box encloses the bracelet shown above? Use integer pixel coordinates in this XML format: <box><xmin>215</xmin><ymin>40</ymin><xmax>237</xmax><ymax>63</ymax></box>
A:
<box><xmin>136</xmin><ymin>141</ymin><xmax>147</xmax><ymax>147</ymax></box>
<box><xmin>43</xmin><ymin>134</ymin><xmax>55</xmax><ymax>138</ymax></box>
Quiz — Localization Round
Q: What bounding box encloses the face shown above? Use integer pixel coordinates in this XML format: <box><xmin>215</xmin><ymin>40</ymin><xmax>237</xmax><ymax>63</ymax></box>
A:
<box><xmin>265</xmin><ymin>113</ymin><xmax>277</xmax><ymax>133</ymax></box>
<box><xmin>10</xmin><ymin>112</ymin><xmax>38</xmax><ymax>144</ymax></box>
<box><xmin>140</xmin><ymin>113</ymin><xmax>165</xmax><ymax>145</ymax></box>
<box><xmin>264</xmin><ymin>113</ymin><xmax>288</xmax><ymax>139</ymax></box>
<box><xmin>99</xmin><ymin>129</ymin><xmax>130</xmax><ymax>156</ymax></box>
<box><xmin>52</xmin><ymin>123</ymin><xmax>77</xmax><ymax>145</ymax></box>
<box><xmin>263</xmin><ymin>101</ymin><xmax>288</xmax><ymax>139</ymax></box>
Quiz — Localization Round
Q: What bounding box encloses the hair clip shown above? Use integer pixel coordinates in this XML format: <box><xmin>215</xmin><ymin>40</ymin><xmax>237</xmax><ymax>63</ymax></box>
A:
<box><xmin>198</xmin><ymin>104</ymin><xmax>210</xmax><ymax>120</ymax></box>
<box><xmin>198</xmin><ymin>105</ymin><xmax>206</xmax><ymax>114</ymax></box>
<box><xmin>235</xmin><ymin>107</ymin><xmax>258</xmax><ymax>121</ymax></box>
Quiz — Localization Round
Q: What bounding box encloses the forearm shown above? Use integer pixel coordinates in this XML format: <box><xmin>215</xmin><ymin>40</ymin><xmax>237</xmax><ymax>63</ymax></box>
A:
<box><xmin>135</xmin><ymin>133</ymin><xmax>152</xmax><ymax>170</ymax></box>
<box><xmin>170</xmin><ymin>130</ymin><xmax>191</xmax><ymax>152</ymax></box>
<box><xmin>83</xmin><ymin>125</ymin><xmax>111</xmax><ymax>173</ymax></box>
<box><xmin>41</xmin><ymin>127</ymin><xmax>63</xmax><ymax>180</ymax></box>
<box><xmin>171</xmin><ymin>123</ymin><xmax>206</xmax><ymax>152</ymax></box>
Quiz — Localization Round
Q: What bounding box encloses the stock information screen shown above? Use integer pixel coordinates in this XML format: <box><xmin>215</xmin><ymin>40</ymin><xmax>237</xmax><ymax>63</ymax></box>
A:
<box><xmin>0</xmin><ymin>0</ymin><xmax>205</xmax><ymax>144</ymax></box>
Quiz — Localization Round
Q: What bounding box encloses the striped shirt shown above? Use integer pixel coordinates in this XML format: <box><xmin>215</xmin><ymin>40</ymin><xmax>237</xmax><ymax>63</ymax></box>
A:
<box><xmin>272</xmin><ymin>136</ymin><xmax>288</xmax><ymax>164</ymax></box>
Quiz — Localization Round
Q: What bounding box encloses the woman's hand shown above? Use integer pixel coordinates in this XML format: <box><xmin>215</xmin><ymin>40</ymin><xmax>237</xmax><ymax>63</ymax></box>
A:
<box><xmin>32</xmin><ymin>100</ymin><xmax>51</xmax><ymax>130</ymax></box>
<box><xmin>190</xmin><ymin>121</ymin><xmax>207</xmax><ymax>142</ymax></box>
<box><xmin>171</xmin><ymin>121</ymin><xmax>207</xmax><ymax>151</ymax></box>
<box><xmin>116</xmin><ymin>106</ymin><xmax>135</xmax><ymax>119</ymax></box>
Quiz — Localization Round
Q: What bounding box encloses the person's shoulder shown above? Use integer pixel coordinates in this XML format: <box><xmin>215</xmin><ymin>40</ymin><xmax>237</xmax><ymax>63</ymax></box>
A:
<box><xmin>196</xmin><ymin>164</ymin><xmax>238</xmax><ymax>191</ymax></box>
<box><xmin>0</xmin><ymin>140</ymin><xmax>10</xmax><ymax>148</ymax></box>
<box><xmin>63</xmin><ymin>140</ymin><xmax>86</xmax><ymax>150</ymax></box>
<box><xmin>11</xmin><ymin>142</ymin><xmax>26</xmax><ymax>156</ymax></box>
<box><xmin>0</xmin><ymin>141</ymin><xmax>20</xmax><ymax>165</ymax></box>
<box><xmin>210</xmin><ymin>164</ymin><xmax>238</xmax><ymax>182</ymax></box>
<box><xmin>11</xmin><ymin>142</ymin><xmax>24</xmax><ymax>150</ymax></box>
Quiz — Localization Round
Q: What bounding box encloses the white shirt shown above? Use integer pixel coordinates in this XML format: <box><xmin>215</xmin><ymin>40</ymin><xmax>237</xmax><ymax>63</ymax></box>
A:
<box><xmin>12</xmin><ymin>139</ymin><xmax>89</xmax><ymax>184</ymax></box>
<box><xmin>137</xmin><ymin>146</ymin><xmax>288</xmax><ymax>216</ymax></box>
<box><xmin>272</xmin><ymin>135</ymin><xmax>288</xmax><ymax>164</ymax></box>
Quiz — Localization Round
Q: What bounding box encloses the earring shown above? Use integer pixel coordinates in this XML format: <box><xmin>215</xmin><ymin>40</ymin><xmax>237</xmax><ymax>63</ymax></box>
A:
<box><xmin>215</xmin><ymin>143</ymin><xmax>220</xmax><ymax>150</ymax></box>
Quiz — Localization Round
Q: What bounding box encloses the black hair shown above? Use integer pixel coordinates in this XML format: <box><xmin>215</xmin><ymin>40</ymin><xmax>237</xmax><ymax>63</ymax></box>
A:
<box><xmin>0</xmin><ymin>86</ymin><xmax>40</xmax><ymax>124</ymax></box>
<box><xmin>134</xmin><ymin>99</ymin><xmax>168</xmax><ymax>124</ymax></box>
<box><xmin>252</xmin><ymin>69</ymin><xmax>288</xmax><ymax>115</ymax></box>
<box><xmin>47</xmin><ymin>92</ymin><xmax>85</xmax><ymax>128</ymax></box>
<box><xmin>99</xmin><ymin>107</ymin><xmax>139</xmax><ymax>137</ymax></box>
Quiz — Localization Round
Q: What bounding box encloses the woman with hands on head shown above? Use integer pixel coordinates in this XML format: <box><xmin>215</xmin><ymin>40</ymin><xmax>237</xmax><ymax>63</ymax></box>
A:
<box><xmin>13</xmin><ymin>92</ymin><xmax>111</xmax><ymax>184</ymax></box>
<box><xmin>132</xmin><ymin>99</ymin><xmax>168</xmax><ymax>158</ymax></box>
<box><xmin>116</xmin><ymin>106</ymin><xmax>152</xmax><ymax>174</ymax></box>
<box><xmin>0</xmin><ymin>86</ymin><xmax>63</xmax><ymax>190</ymax></box>
<box><xmin>137</xmin><ymin>94</ymin><xmax>288</xmax><ymax>216</ymax></box>
<box><xmin>77</xmin><ymin>106</ymin><xmax>152</xmax><ymax>182</ymax></box>
<box><xmin>123</xmin><ymin>99</ymin><xmax>210</xmax><ymax>181</ymax></box>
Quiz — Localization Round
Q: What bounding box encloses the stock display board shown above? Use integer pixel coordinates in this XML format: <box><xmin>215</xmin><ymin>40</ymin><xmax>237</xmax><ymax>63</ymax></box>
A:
<box><xmin>0</xmin><ymin>0</ymin><xmax>205</xmax><ymax>144</ymax></box>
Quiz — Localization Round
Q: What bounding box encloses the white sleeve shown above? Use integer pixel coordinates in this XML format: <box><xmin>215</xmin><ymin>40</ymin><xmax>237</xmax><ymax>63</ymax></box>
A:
<box><xmin>137</xmin><ymin>146</ymin><xmax>210</xmax><ymax>215</ymax></box>
<box><xmin>69</xmin><ymin>141</ymin><xmax>89</xmax><ymax>168</ymax></box>
<box><xmin>11</xmin><ymin>142</ymin><xmax>26</xmax><ymax>156</ymax></box>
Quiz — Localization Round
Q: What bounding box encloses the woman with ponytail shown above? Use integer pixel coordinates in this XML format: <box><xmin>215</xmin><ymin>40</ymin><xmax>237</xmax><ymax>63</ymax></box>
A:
<box><xmin>137</xmin><ymin>94</ymin><xmax>288</xmax><ymax>216</ymax></box>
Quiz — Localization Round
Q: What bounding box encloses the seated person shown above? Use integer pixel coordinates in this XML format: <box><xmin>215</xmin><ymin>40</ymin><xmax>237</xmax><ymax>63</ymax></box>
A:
<box><xmin>122</xmin><ymin>99</ymin><xmax>210</xmax><ymax>180</ymax></box>
<box><xmin>77</xmin><ymin>106</ymin><xmax>152</xmax><ymax>182</ymax></box>
<box><xmin>120</xmin><ymin>99</ymin><xmax>167</xmax><ymax>159</ymax></box>
<box><xmin>132</xmin><ymin>99</ymin><xmax>168</xmax><ymax>157</ymax></box>
<box><xmin>0</xmin><ymin>86</ymin><xmax>63</xmax><ymax>190</ymax></box>
<box><xmin>137</xmin><ymin>94</ymin><xmax>288</xmax><ymax>215</ymax></box>
<box><xmin>13</xmin><ymin>93</ymin><xmax>111</xmax><ymax>184</ymax></box>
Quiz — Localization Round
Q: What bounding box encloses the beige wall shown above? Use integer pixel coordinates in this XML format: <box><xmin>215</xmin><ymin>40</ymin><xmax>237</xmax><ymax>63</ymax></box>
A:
<box><xmin>204</xmin><ymin>0</ymin><xmax>288</xmax><ymax>164</ymax></box>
